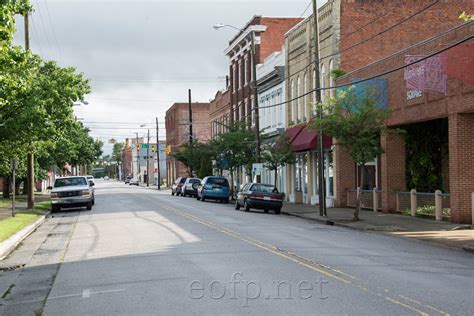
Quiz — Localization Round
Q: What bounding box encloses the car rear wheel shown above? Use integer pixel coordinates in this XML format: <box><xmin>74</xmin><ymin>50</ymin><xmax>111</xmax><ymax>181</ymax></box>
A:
<box><xmin>235</xmin><ymin>202</ymin><xmax>240</xmax><ymax>210</ymax></box>
<box><xmin>244</xmin><ymin>200</ymin><xmax>250</xmax><ymax>212</ymax></box>
<box><xmin>172</xmin><ymin>192</ymin><xmax>175</xmax><ymax>196</ymax></box>
<box><xmin>86</xmin><ymin>202</ymin><xmax>92</xmax><ymax>211</ymax></box>
<box><xmin>275</xmin><ymin>208</ymin><xmax>281</xmax><ymax>215</ymax></box>
<box><xmin>201</xmin><ymin>196</ymin><xmax>205</xmax><ymax>202</ymax></box>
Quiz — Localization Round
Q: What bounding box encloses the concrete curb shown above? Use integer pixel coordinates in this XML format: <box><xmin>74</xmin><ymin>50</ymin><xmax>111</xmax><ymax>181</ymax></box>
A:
<box><xmin>283</xmin><ymin>211</ymin><xmax>474</xmax><ymax>253</ymax></box>
<box><xmin>0</xmin><ymin>214</ymin><xmax>47</xmax><ymax>260</ymax></box>
<box><xmin>462</xmin><ymin>244</ymin><xmax>474</xmax><ymax>254</ymax></box>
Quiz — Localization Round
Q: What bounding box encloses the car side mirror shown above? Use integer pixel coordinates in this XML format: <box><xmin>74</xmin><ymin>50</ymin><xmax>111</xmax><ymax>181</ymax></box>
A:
<box><xmin>47</xmin><ymin>186</ymin><xmax>53</xmax><ymax>190</ymax></box>
<box><xmin>89</xmin><ymin>182</ymin><xmax>95</xmax><ymax>187</ymax></box>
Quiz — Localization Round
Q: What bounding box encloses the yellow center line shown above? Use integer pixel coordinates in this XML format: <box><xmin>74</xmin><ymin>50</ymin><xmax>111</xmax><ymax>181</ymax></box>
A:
<box><xmin>151</xmin><ymin>199</ymin><xmax>451</xmax><ymax>316</ymax></box>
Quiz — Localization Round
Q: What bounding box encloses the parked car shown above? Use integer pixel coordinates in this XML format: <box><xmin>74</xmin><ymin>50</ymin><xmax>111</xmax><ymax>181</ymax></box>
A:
<box><xmin>49</xmin><ymin>176</ymin><xmax>94</xmax><ymax>212</ymax></box>
<box><xmin>196</xmin><ymin>176</ymin><xmax>230</xmax><ymax>203</ymax></box>
<box><xmin>171</xmin><ymin>177</ymin><xmax>187</xmax><ymax>196</ymax></box>
<box><xmin>104</xmin><ymin>176</ymin><xmax>110</xmax><ymax>180</ymax></box>
<box><xmin>235</xmin><ymin>183</ymin><xmax>284</xmax><ymax>214</ymax></box>
<box><xmin>182</xmin><ymin>178</ymin><xmax>201</xmax><ymax>197</ymax></box>
<box><xmin>125</xmin><ymin>175</ymin><xmax>132</xmax><ymax>184</ymax></box>
<box><xmin>129</xmin><ymin>178</ymin><xmax>139</xmax><ymax>186</ymax></box>
<box><xmin>86</xmin><ymin>175</ymin><xmax>95</xmax><ymax>205</ymax></box>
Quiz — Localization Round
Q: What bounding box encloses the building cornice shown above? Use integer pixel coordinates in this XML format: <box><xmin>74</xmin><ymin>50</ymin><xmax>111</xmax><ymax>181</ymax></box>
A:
<box><xmin>224</xmin><ymin>25</ymin><xmax>267</xmax><ymax>56</ymax></box>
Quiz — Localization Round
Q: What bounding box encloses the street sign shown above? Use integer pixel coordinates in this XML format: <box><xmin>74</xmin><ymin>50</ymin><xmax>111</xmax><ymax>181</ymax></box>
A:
<box><xmin>252</xmin><ymin>163</ymin><xmax>264</xmax><ymax>176</ymax></box>
<box><xmin>141</xmin><ymin>144</ymin><xmax>149</xmax><ymax>149</ymax></box>
<box><xmin>10</xmin><ymin>158</ymin><xmax>18</xmax><ymax>171</ymax></box>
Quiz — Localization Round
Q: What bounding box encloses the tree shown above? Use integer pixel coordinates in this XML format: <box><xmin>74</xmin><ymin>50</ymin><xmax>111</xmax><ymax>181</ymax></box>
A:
<box><xmin>173</xmin><ymin>142</ymin><xmax>213</xmax><ymax>178</ymax></box>
<box><xmin>211</xmin><ymin>121</ymin><xmax>256</xmax><ymax>197</ymax></box>
<box><xmin>310</xmin><ymin>87</ymin><xmax>393</xmax><ymax>221</ymax></box>
<box><xmin>261</xmin><ymin>134</ymin><xmax>295</xmax><ymax>188</ymax></box>
<box><xmin>112</xmin><ymin>143</ymin><xmax>124</xmax><ymax>163</ymax></box>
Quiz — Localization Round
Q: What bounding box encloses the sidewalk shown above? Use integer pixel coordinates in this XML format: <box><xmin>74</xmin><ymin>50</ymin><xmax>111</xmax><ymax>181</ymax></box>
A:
<box><xmin>282</xmin><ymin>203</ymin><xmax>473</xmax><ymax>252</ymax></box>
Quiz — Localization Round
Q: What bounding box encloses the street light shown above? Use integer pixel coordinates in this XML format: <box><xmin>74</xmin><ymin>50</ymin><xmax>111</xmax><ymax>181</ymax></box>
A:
<box><xmin>213</xmin><ymin>23</ymin><xmax>262</xmax><ymax>183</ymax></box>
<box><xmin>73</xmin><ymin>100</ymin><xmax>89</xmax><ymax>106</ymax></box>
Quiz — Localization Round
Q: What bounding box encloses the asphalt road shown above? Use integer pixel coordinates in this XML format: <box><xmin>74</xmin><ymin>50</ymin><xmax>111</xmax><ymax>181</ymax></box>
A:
<box><xmin>1</xmin><ymin>180</ymin><xmax>473</xmax><ymax>315</ymax></box>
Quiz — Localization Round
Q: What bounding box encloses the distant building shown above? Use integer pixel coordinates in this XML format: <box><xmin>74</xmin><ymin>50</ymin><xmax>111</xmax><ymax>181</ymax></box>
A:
<box><xmin>256</xmin><ymin>48</ymin><xmax>287</xmax><ymax>193</ymax></box>
<box><xmin>165</xmin><ymin>102</ymin><xmax>211</xmax><ymax>184</ymax></box>
<box><xmin>210</xmin><ymin>88</ymin><xmax>231</xmax><ymax>140</ymax></box>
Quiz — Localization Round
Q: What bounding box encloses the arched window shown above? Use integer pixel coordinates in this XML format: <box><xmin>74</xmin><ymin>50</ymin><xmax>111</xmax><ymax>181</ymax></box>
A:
<box><xmin>303</xmin><ymin>73</ymin><xmax>308</xmax><ymax>120</ymax></box>
<box><xmin>297</xmin><ymin>76</ymin><xmax>301</xmax><ymax>120</ymax></box>
<box><xmin>329</xmin><ymin>60</ymin><xmax>334</xmax><ymax>98</ymax></box>
<box><xmin>291</xmin><ymin>79</ymin><xmax>295</xmax><ymax>123</ymax></box>
<box><xmin>320</xmin><ymin>64</ymin><xmax>326</xmax><ymax>103</ymax></box>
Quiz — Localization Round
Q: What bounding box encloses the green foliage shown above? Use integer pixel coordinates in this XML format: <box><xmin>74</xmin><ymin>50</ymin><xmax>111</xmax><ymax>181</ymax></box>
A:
<box><xmin>310</xmin><ymin>87</ymin><xmax>393</xmax><ymax>220</ymax></box>
<box><xmin>112</xmin><ymin>142</ymin><xmax>124</xmax><ymax>163</ymax></box>
<box><xmin>210</xmin><ymin>121</ymin><xmax>256</xmax><ymax>174</ymax></box>
<box><xmin>173</xmin><ymin>141</ymin><xmax>214</xmax><ymax>178</ymax></box>
<box><xmin>459</xmin><ymin>11</ymin><xmax>473</xmax><ymax>21</ymax></box>
<box><xmin>261</xmin><ymin>134</ymin><xmax>294</xmax><ymax>187</ymax></box>
<box><xmin>331</xmin><ymin>68</ymin><xmax>346</xmax><ymax>79</ymax></box>
<box><xmin>404</xmin><ymin>119</ymin><xmax>448</xmax><ymax>192</ymax></box>
<box><xmin>0</xmin><ymin>0</ymin><xmax>32</xmax><ymax>46</ymax></box>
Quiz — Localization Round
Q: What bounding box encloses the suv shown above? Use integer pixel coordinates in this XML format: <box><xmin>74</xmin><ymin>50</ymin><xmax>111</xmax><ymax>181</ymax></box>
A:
<box><xmin>125</xmin><ymin>175</ymin><xmax>132</xmax><ymax>184</ymax></box>
<box><xmin>171</xmin><ymin>177</ymin><xmax>187</xmax><ymax>196</ymax></box>
<box><xmin>196</xmin><ymin>176</ymin><xmax>230</xmax><ymax>203</ymax></box>
<box><xmin>49</xmin><ymin>176</ymin><xmax>94</xmax><ymax>212</ymax></box>
<box><xmin>182</xmin><ymin>178</ymin><xmax>201</xmax><ymax>197</ymax></box>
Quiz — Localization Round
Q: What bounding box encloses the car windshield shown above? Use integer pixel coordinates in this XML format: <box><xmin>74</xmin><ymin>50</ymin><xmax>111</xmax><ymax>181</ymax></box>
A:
<box><xmin>251</xmin><ymin>184</ymin><xmax>279</xmax><ymax>194</ymax></box>
<box><xmin>87</xmin><ymin>176</ymin><xmax>93</xmax><ymax>180</ymax></box>
<box><xmin>189</xmin><ymin>179</ymin><xmax>201</xmax><ymax>184</ymax></box>
<box><xmin>55</xmin><ymin>177</ymin><xmax>87</xmax><ymax>188</ymax></box>
<box><xmin>207</xmin><ymin>178</ymin><xmax>229</xmax><ymax>187</ymax></box>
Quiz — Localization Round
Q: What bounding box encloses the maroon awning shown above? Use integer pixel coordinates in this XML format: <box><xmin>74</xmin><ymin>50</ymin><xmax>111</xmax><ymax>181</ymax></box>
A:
<box><xmin>290</xmin><ymin>126</ymin><xmax>332</xmax><ymax>152</ymax></box>
<box><xmin>284</xmin><ymin>125</ymin><xmax>304</xmax><ymax>143</ymax></box>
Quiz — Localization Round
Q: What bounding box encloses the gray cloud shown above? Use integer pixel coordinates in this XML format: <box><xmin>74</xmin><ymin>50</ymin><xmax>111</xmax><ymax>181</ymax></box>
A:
<box><xmin>14</xmin><ymin>0</ymin><xmax>327</xmax><ymax>153</ymax></box>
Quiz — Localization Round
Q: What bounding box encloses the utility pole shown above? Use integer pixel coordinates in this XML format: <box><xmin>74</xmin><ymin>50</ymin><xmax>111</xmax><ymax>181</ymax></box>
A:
<box><xmin>312</xmin><ymin>0</ymin><xmax>327</xmax><ymax>217</ymax></box>
<box><xmin>146</xmin><ymin>129</ymin><xmax>150</xmax><ymax>187</ymax></box>
<box><xmin>135</xmin><ymin>132</ymin><xmax>141</xmax><ymax>183</ymax></box>
<box><xmin>188</xmin><ymin>89</ymin><xmax>193</xmax><ymax>145</ymax></box>
<box><xmin>251</xmin><ymin>31</ymin><xmax>261</xmax><ymax>184</ymax></box>
<box><xmin>156</xmin><ymin>117</ymin><xmax>161</xmax><ymax>190</ymax></box>
<box><xmin>24</xmin><ymin>13</ymin><xmax>35</xmax><ymax>209</ymax></box>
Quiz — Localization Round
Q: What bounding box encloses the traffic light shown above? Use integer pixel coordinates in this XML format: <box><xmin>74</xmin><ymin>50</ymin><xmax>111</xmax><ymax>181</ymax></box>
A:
<box><xmin>165</xmin><ymin>145</ymin><xmax>171</xmax><ymax>154</ymax></box>
<box><xmin>151</xmin><ymin>145</ymin><xmax>155</xmax><ymax>152</ymax></box>
<box><xmin>136</xmin><ymin>144</ymin><xmax>140</xmax><ymax>152</ymax></box>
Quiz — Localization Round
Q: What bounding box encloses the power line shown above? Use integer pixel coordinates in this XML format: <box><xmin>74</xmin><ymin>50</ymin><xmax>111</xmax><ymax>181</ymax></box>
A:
<box><xmin>30</xmin><ymin>16</ymin><xmax>44</xmax><ymax>56</ymax></box>
<box><xmin>43</xmin><ymin>0</ymin><xmax>63</xmax><ymax>61</ymax></box>
<box><xmin>257</xmin><ymin>34</ymin><xmax>473</xmax><ymax>111</ymax></box>
<box><xmin>299</xmin><ymin>1</ymin><xmax>312</xmax><ymax>18</ymax></box>
<box><xmin>285</xmin><ymin>0</ymin><xmax>441</xmax><ymax>82</ymax></box>
<box><xmin>34</xmin><ymin>1</ymin><xmax>56</xmax><ymax>60</ymax></box>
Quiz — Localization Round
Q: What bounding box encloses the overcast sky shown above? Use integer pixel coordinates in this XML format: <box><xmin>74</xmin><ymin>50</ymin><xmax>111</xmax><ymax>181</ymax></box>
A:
<box><xmin>14</xmin><ymin>0</ymin><xmax>326</xmax><ymax>154</ymax></box>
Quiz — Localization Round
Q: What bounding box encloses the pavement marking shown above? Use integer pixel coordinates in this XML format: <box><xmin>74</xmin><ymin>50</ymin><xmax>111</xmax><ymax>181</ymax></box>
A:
<box><xmin>384</xmin><ymin>296</ymin><xmax>429</xmax><ymax>316</ymax></box>
<box><xmin>425</xmin><ymin>304</ymin><xmax>451</xmax><ymax>316</ymax></box>
<box><xmin>155</xmin><ymin>202</ymin><xmax>452</xmax><ymax>316</ymax></box>
<box><xmin>82</xmin><ymin>289</ymin><xmax>91</xmax><ymax>298</ymax></box>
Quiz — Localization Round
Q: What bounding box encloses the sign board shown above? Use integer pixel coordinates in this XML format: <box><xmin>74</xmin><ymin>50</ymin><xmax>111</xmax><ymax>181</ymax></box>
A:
<box><xmin>10</xmin><ymin>158</ymin><xmax>18</xmax><ymax>171</ymax></box>
<box><xmin>141</xmin><ymin>144</ymin><xmax>149</xmax><ymax>149</ymax></box>
<box><xmin>252</xmin><ymin>163</ymin><xmax>264</xmax><ymax>176</ymax></box>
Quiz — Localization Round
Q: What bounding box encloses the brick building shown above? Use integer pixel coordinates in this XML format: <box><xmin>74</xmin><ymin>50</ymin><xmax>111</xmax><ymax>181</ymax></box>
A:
<box><xmin>210</xmin><ymin>88</ymin><xmax>231</xmax><ymax>139</ymax></box>
<box><xmin>283</xmin><ymin>0</ymin><xmax>471</xmax><ymax>208</ymax></box>
<box><xmin>225</xmin><ymin>16</ymin><xmax>303</xmax><ymax>126</ymax></box>
<box><xmin>336</xmin><ymin>22</ymin><xmax>473</xmax><ymax>224</ymax></box>
<box><xmin>121</xmin><ymin>138</ymin><xmax>133</xmax><ymax>179</ymax></box>
<box><xmin>165</xmin><ymin>102</ymin><xmax>210</xmax><ymax>184</ymax></box>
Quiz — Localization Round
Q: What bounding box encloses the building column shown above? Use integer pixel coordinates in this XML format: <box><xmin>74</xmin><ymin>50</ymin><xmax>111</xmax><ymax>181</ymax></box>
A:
<box><xmin>380</xmin><ymin>132</ymin><xmax>406</xmax><ymax>213</ymax></box>
<box><xmin>448</xmin><ymin>113</ymin><xmax>474</xmax><ymax>224</ymax></box>
<box><xmin>334</xmin><ymin>144</ymin><xmax>355</xmax><ymax>208</ymax></box>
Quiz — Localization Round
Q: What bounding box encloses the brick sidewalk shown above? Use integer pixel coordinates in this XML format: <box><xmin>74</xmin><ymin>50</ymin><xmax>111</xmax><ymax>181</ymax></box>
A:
<box><xmin>282</xmin><ymin>203</ymin><xmax>473</xmax><ymax>252</ymax></box>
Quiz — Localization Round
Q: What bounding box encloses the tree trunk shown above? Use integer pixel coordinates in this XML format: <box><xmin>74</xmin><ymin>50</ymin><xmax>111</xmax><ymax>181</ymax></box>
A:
<box><xmin>22</xmin><ymin>177</ymin><xmax>28</xmax><ymax>196</ymax></box>
<box><xmin>274</xmin><ymin>168</ymin><xmax>278</xmax><ymax>188</ymax></box>
<box><xmin>15</xmin><ymin>179</ymin><xmax>21</xmax><ymax>196</ymax></box>
<box><xmin>2</xmin><ymin>176</ymin><xmax>10</xmax><ymax>198</ymax></box>
<box><xmin>354</xmin><ymin>164</ymin><xmax>365</xmax><ymax>221</ymax></box>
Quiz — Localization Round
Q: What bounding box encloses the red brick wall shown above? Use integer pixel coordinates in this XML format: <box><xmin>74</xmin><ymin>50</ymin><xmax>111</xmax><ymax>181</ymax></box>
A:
<box><xmin>339</xmin><ymin>0</ymin><xmax>471</xmax><ymax>72</ymax></box>
<box><xmin>380</xmin><ymin>133</ymin><xmax>407</xmax><ymax>213</ymax></box>
<box><xmin>334</xmin><ymin>145</ymin><xmax>356</xmax><ymax>207</ymax></box>
<box><xmin>259</xmin><ymin>18</ymin><xmax>302</xmax><ymax>63</ymax></box>
<box><xmin>448</xmin><ymin>113</ymin><xmax>474</xmax><ymax>224</ymax></box>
